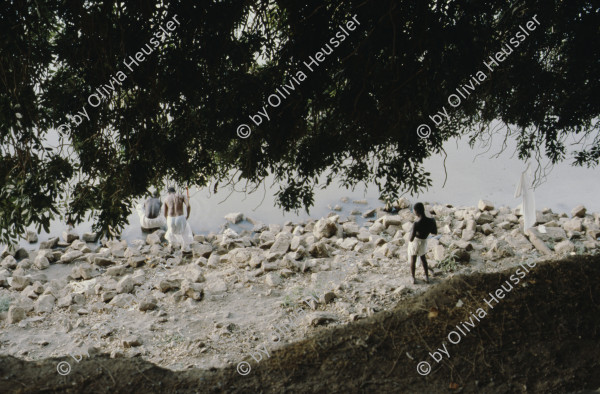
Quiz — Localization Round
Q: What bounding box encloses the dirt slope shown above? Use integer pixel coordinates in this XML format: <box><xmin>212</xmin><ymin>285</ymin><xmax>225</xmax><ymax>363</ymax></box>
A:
<box><xmin>1</xmin><ymin>254</ymin><xmax>599</xmax><ymax>394</ymax></box>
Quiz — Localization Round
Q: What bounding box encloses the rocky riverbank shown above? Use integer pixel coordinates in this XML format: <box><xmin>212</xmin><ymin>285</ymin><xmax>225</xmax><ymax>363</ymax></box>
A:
<box><xmin>0</xmin><ymin>198</ymin><xmax>599</xmax><ymax>374</ymax></box>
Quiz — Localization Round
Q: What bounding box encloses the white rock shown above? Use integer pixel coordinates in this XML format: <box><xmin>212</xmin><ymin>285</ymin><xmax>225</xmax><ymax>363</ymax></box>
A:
<box><xmin>60</xmin><ymin>250</ymin><xmax>84</xmax><ymax>263</ymax></box>
<box><xmin>116</xmin><ymin>275</ymin><xmax>135</xmax><ymax>294</ymax></box>
<box><xmin>563</xmin><ymin>218</ymin><xmax>583</xmax><ymax>233</ymax></box>
<box><xmin>478</xmin><ymin>200</ymin><xmax>494</xmax><ymax>211</ymax></box>
<box><xmin>340</xmin><ymin>238</ymin><xmax>359</xmax><ymax>250</ymax></box>
<box><xmin>313</xmin><ymin>219</ymin><xmax>337</xmax><ymax>239</ymax></box>
<box><xmin>1</xmin><ymin>255</ymin><xmax>17</xmax><ymax>269</ymax></box>
<box><xmin>265</xmin><ymin>273</ymin><xmax>283</xmax><ymax>287</ymax></box>
<box><xmin>342</xmin><ymin>222</ymin><xmax>360</xmax><ymax>236</ymax></box>
<box><xmin>225</xmin><ymin>212</ymin><xmax>244</xmax><ymax>224</ymax></box>
<box><xmin>554</xmin><ymin>240</ymin><xmax>575</xmax><ymax>254</ymax></box>
<box><xmin>35</xmin><ymin>294</ymin><xmax>56</xmax><ymax>313</ymax></box>
<box><xmin>571</xmin><ymin>205</ymin><xmax>586</xmax><ymax>218</ymax></box>
<box><xmin>26</xmin><ymin>231</ymin><xmax>38</xmax><ymax>243</ymax></box>
<box><xmin>7</xmin><ymin>306</ymin><xmax>27</xmax><ymax>324</ymax></box>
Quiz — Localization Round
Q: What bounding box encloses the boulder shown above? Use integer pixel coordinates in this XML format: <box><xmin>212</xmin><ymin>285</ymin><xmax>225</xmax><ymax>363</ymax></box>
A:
<box><xmin>342</xmin><ymin>222</ymin><xmax>360</xmax><ymax>236</ymax></box>
<box><xmin>382</xmin><ymin>215</ymin><xmax>402</xmax><ymax>227</ymax></box>
<box><xmin>106</xmin><ymin>265</ymin><xmax>127</xmax><ymax>277</ymax></box>
<box><xmin>35</xmin><ymin>294</ymin><xmax>56</xmax><ymax>313</ymax></box>
<box><xmin>224</xmin><ymin>212</ymin><xmax>244</xmax><ymax>224</ymax></box>
<box><xmin>158</xmin><ymin>279</ymin><xmax>180</xmax><ymax>293</ymax></box>
<box><xmin>362</xmin><ymin>209</ymin><xmax>376</xmax><ymax>218</ymax></box>
<box><xmin>60</xmin><ymin>250</ymin><xmax>84</xmax><ymax>263</ymax></box>
<box><xmin>7</xmin><ymin>306</ymin><xmax>27</xmax><ymax>324</ymax></box>
<box><xmin>563</xmin><ymin>218</ymin><xmax>583</xmax><ymax>233</ymax></box>
<box><xmin>128</xmin><ymin>256</ymin><xmax>146</xmax><ymax>268</ymax></box>
<box><xmin>187</xmin><ymin>266</ymin><xmax>206</xmax><ymax>283</ymax></box>
<box><xmin>313</xmin><ymin>219</ymin><xmax>337</xmax><ymax>239</ymax></box>
<box><xmin>475</xmin><ymin>212</ymin><xmax>494</xmax><ymax>225</ymax></box>
<box><xmin>432</xmin><ymin>245</ymin><xmax>446</xmax><ymax>260</ymax></box>
<box><xmin>340</xmin><ymin>238</ymin><xmax>359</xmax><ymax>250</ymax></box>
<box><xmin>1</xmin><ymin>255</ymin><xmax>18</xmax><ymax>270</ymax></box>
<box><xmin>62</xmin><ymin>230</ymin><xmax>79</xmax><ymax>243</ymax></box>
<box><xmin>10</xmin><ymin>275</ymin><xmax>32</xmax><ymax>291</ymax></box>
<box><xmin>554</xmin><ymin>240</ymin><xmax>575</xmax><ymax>254</ymax></box>
<box><xmin>481</xmin><ymin>223</ymin><xmax>493</xmax><ymax>235</ymax></box>
<box><xmin>268</xmin><ymin>233</ymin><xmax>292</xmax><ymax>259</ymax></box>
<box><xmin>116</xmin><ymin>275</ymin><xmax>135</xmax><ymax>294</ymax></box>
<box><xmin>192</xmin><ymin>243</ymin><xmax>213</xmax><ymax>258</ymax></box>
<box><xmin>478</xmin><ymin>200</ymin><xmax>494</xmax><ymax>211</ymax></box>
<box><xmin>93</xmin><ymin>256</ymin><xmax>115</xmax><ymax>267</ymax></box>
<box><xmin>571</xmin><ymin>205</ymin><xmax>586</xmax><ymax>218</ymax></box>
<box><xmin>39</xmin><ymin>237</ymin><xmax>59</xmax><ymax>250</ymax></box>
<box><xmin>81</xmin><ymin>232</ymin><xmax>97</xmax><ymax>242</ymax></box>
<box><xmin>265</xmin><ymin>273</ymin><xmax>283</xmax><ymax>287</ymax></box>
<box><xmin>308</xmin><ymin>241</ymin><xmax>330</xmax><ymax>258</ymax></box>
<box><xmin>182</xmin><ymin>282</ymin><xmax>204</xmax><ymax>301</ymax></box>
<box><xmin>26</xmin><ymin>231</ymin><xmax>38</xmax><ymax>244</ymax></box>
<box><xmin>139</xmin><ymin>297</ymin><xmax>157</xmax><ymax>311</ymax></box>
<box><xmin>146</xmin><ymin>230</ymin><xmax>165</xmax><ymax>245</ymax></box>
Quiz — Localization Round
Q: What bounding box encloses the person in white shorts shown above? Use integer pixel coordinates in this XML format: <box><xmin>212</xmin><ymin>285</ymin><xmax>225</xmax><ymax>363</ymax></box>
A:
<box><xmin>408</xmin><ymin>202</ymin><xmax>437</xmax><ymax>284</ymax></box>
<box><xmin>163</xmin><ymin>187</ymin><xmax>193</xmax><ymax>253</ymax></box>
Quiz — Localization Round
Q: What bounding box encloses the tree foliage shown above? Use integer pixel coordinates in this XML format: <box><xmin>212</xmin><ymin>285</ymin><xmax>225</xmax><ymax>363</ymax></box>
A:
<box><xmin>1</xmin><ymin>0</ymin><xmax>599</xmax><ymax>243</ymax></box>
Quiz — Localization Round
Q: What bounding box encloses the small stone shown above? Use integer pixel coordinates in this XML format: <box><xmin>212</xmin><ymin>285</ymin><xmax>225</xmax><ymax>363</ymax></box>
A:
<box><xmin>139</xmin><ymin>297</ymin><xmax>157</xmax><ymax>311</ymax></box>
<box><xmin>308</xmin><ymin>312</ymin><xmax>338</xmax><ymax>326</ymax></box>
<box><xmin>481</xmin><ymin>223</ymin><xmax>493</xmax><ymax>235</ymax></box>
<box><xmin>122</xmin><ymin>335</ymin><xmax>142</xmax><ymax>348</ymax></box>
<box><xmin>159</xmin><ymin>279</ymin><xmax>180</xmax><ymax>293</ymax></box>
<box><xmin>320</xmin><ymin>292</ymin><xmax>336</xmax><ymax>304</ymax></box>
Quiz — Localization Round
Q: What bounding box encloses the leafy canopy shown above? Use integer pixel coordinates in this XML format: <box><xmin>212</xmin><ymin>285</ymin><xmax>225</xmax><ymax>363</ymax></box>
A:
<box><xmin>1</xmin><ymin>0</ymin><xmax>598</xmax><ymax>243</ymax></box>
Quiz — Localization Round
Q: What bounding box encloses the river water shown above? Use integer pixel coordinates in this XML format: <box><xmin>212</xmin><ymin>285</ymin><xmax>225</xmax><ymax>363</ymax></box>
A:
<box><xmin>13</xmin><ymin>131</ymin><xmax>600</xmax><ymax>248</ymax></box>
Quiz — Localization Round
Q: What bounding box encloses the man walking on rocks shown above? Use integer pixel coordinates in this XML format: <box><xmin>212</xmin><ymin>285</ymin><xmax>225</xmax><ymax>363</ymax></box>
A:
<box><xmin>408</xmin><ymin>202</ymin><xmax>437</xmax><ymax>284</ymax></box>
<box><xmin>164</xmin><ymin>187</ymin><xmax>193</xmax><ymax>253</ymax></box>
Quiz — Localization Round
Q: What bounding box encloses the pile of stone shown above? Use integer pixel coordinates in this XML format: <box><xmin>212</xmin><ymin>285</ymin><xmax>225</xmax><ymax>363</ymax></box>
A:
<box><xmin>0</xmin><ymin>198</ymin><xmax>598</xmax><ymax>330</ymax></box>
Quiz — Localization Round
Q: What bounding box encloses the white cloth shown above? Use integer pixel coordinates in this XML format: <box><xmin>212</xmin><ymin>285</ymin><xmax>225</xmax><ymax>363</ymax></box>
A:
<box><xmin>136</xmin><ymin>205</ymin><xmax>166</xmax><ymax>230</ymax></box>
<box><xmin>407</xmin><ymin>237</ymin><xmax>428</xmax><ymax>257</ymax></box>
<box><xmin>165</xmin><ymin>215</ymin><xmax>193</xmax><ymax>251</ymax></box>
<box><xmin>514</xmin><ymin>164</ymin><xmax>536</xmax><ymax>232</ymax></box>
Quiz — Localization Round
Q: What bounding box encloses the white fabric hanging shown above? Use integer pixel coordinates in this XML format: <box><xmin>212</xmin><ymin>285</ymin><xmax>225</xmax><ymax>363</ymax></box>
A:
<box><xmin>514</xmin><ymin>163</ymin><xmax>536</xmax><ymax>232</ymax></box>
